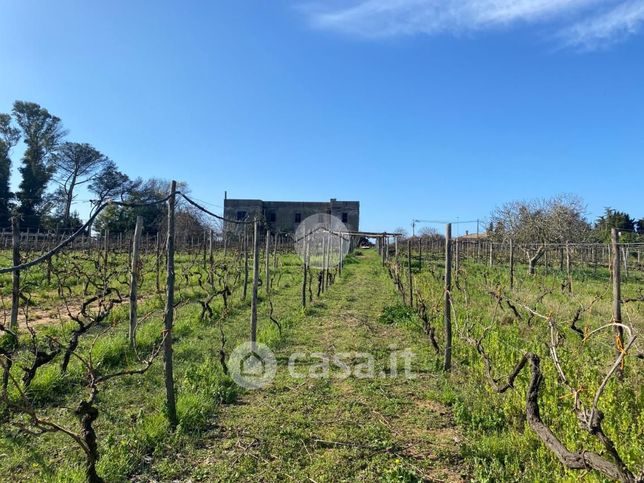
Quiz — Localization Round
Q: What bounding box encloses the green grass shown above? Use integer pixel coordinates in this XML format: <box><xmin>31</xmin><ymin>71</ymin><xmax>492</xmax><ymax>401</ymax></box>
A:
<box><xmin>0</xmin><ymin>248</ymin><xmax>466</xmax><ymax>482</ymax></box>
<box><xmin>150</xmin><ymin>248</ymin><xmax>465</xmax><ymax>482</ymax></box>
<box><xmin>1</xmin><ymin>245</ymin><xmax>641</xmax><ymax>481</ymax></box>
<box><xmin>405</xmin><ymin>249</ymin><xmax>643</xmax><ymax>482</ymax></box>
<box><xmin>0</xmin><ymin>248</ymin><xmax>306</xmax><ymax>482</ymax></box>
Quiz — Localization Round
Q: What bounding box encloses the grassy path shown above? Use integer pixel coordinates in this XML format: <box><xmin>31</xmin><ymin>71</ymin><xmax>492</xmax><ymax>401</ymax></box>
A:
<box><xmin>167</xmin><ymin>249</ymin><xmax>465</xmax><ymax>482</ymax></box>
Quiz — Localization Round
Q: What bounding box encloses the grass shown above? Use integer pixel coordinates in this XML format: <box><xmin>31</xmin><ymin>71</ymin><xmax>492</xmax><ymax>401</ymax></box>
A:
<box><xmin>406</xmin><ymin>249</ymin><xmax>643</xmax><ymax>482</ymax></box>
<box><xmin>0</xmin><ymin>248</ymin><xmax>466</xmax><ymax>482</ymax></box>
<box><xmin>1</xmin><ymin>245</ymin><xmax>641</xmax><ymax>481</ymax></box>
<box><xmin>152</xmin><ymin>248</ymin><xmax>465</xmax><ymax>482</ymax></box>
<box><xmin>0</xmin><ymin>248</ymin><xmax>306</xmax><ymax>482</ymax></box>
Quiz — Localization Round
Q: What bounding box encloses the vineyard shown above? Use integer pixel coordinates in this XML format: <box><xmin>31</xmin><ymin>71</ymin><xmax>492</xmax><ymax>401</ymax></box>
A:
<box><xmin>0</xmin><ymin>188</ymin><xmax>642</xmax><ymax>482</ymax></box>
<box><xmin>388</xmin><ymin>234</ymin><xmax>643</xmax><ymax>481</ymax></box>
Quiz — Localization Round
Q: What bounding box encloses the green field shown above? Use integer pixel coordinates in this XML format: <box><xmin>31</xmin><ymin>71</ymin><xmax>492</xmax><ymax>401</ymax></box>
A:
<box><xmin>0</xmin><ymin>246</ymin><xmax>642</xmax><ymax>482</ymax></box>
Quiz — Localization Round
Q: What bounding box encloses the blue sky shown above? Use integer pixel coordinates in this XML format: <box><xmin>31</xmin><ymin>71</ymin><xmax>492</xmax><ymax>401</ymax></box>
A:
<box><xmin>1</xmin><ymin>0</ymin><xmax>642</xmax><ymax>234</ymax></box>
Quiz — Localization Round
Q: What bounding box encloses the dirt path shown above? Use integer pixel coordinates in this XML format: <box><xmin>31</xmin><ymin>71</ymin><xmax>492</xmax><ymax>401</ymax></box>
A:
<box><xmin>176</xmin><ymin>250</ymin><xmax>466</xmax><ymax>481</ymax></box>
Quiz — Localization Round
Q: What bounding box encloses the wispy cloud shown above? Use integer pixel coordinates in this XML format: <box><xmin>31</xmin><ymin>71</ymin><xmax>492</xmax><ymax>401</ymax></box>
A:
<box><xmin>561</xmin><ymin>1</ymin><xmax>644</xmax><ymax>48</ymax></box>
<box><xmin>303</xmin><ymin>0</ymin><xmax>644</xmax><ymax>49</ymax></box>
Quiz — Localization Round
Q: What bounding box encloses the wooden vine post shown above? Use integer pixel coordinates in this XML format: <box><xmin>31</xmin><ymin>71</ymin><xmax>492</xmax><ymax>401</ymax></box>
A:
<box><xmin>326</xmin><ymin>233</ymin><xmax>332</xmax><ymax>287</ymax></box>
<box><xmin>407</xmin><ymin>239</ymin><xmax>413</xmax><ymax>308</ymax></box>
<box><xmin>10</xmin><ymin>217</ymin><xmax>20</xmax><ymax>330</ymax></box>
<box><xmin>302</xmin><ymin>239</ymin><xmax>308</xmax><ymax>308</ymax></box>
<box><xmin>265</xmin><ymin>230</ymin><xmax>270</xmax><ymax>295</ymax></box>
<box><xmin>272</xmin><ymin>232</ymin><xmax>278</xmax><ymax>273</ymax></box>
<box><xmin>592</xmin><ymin>245</ymin><xmax>597</xmax><ymax>274</ymax></box>
<box><xmin>208</xmin><ymin>229</ymin><xmax>214</xmax><ymax>288</ymax></box>
<box><xmin>321</xmin><ymin>234</ymin><xmax>327</xmax><ymax>292</ymax></box>
<box><xmin>509</xmin><ymin>238</ymin><xmax>515</xmax><ymax>290</ymax></box>
<box><xmin>326</xmin><ymin>233</ymin><xmax>331</xmax><ymax>290</ymax></box>
<box><xmin>103</xmin><ymin>229</ymin><xmax>109</xmax><ymax>270</ymax></box>
<box><xmin>488</xmin><ymin>242</ymin><xmax>493</xmax><ymax>267</ymax></box>
<box><xmin>611</xmin><ymin>228</ymin><xmax>624</xmax><ymax>380</ymax></box>
<box><xmin>163</xmin><ymin>181</ymin><xmax>178</xmax><ymax>429</ymax></box>
<box><xmin>155</xmin><ymin>232</ymin><xmax>161</xmax><ymax>293</ymax></box>
<box><xmin>444</xmin><ymin>223</ymin><xmax>452</xmax><ymax>372</ymax></box>
<box><xmin>565</xmin><ymin>242</ymin><xmax>572</xmax><ymax>294</ymax></box>
<box><xmin>222</xmin><ymin>227</ymin><xmax>228</xmax><ymax>259</ymax></box>
<box><xmin>242</xmin><ymin>224</ymin><xmax>249</xmax><ymax>300</ymax></box>
<box><xmin>338</xmin><ymin>234</ymin><xmax>343</xmax><ymax>276</ymax></box>
<box><xmin>250</xmin><ymin>217</ymin><xmax>260</xmax><ymax>343</ymax></box>
<box><xmin>128</xmin><ymin>215</ymin><xmax>143</xmax><ymax>347</ymax></box>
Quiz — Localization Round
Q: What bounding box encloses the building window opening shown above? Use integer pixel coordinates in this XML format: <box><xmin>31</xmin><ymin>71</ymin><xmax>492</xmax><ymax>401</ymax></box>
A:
<box><xmin>294</xmin><ymin>213</ymin><xmax>301</xmax><ymax>223</ymax></box>
<box><xmin>341</xmin><ymin>212</ymin><xmax>348</xmax><ymax>223</ymax></box>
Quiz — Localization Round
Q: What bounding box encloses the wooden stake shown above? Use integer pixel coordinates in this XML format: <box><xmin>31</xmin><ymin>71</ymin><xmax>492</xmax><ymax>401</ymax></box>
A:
<box><xmin>455</xmin><ymin>239</ymin><xmax>460</xmax><ymax>275</ymax></box>
<box><xmin>488</xmin><ymin>242</ymin><xmax>493</xmax><ymax>267</ymax></box>
<box><xmin>273</xmin><ymin>232</ymin><xmax>278</xmax><ymax>273</ymax></box>
<box><xmin>509</xmin><ymin>238</ymin><xmax>515</xmax><ymax>290</ymax></box>
<box><xmin>10</xmin><ymin>217</ymin><xmax>20</xmax><ymax>330</ymax></box>
<box><xmin>208</xmin><ymin>229</ymin><xmax>214</xmax><ymax>288</ymax></box>
<box><xmin>302</xmin><ymin>241</ymin><xmax>308</xmax><ymax>308</ymax></box>
<box><xmin>444</xmin><ymin>223</ymin><xmax>452</xmax><ymax>372</ymax></box>
<box><xmin>250</xmin><ymin>218</ymin><xmax>260</xmax><ymax>343</ymax></box>
<box><xmin>565</xmin><ymin>242</ymin><xmax>572</xmax><ymax>294</ymax></box>
<box><xmin>129</xmin><ymin>216</ymin><xmax>143</xmax><ymax>347</ymax></box>
<box><xmin>407</xmin><ymin>239</ymin><xmax>413</xmax><ymax>308</ymax></box>
<box><xmin>611</xmin><ymin>228</ymin><xmax>623</xmax><ymax>380</ymax></box>
<box><xmin>242</xmin><ymin>225</ymin><xmax>249</xmax><ymax>301</ymax></box>
<box><xmin>163</xmin><ymin>181</ymin><xmax>178</xmax><ymax>429</ymax></box>
<box><xmin>338</xmin><ymin>235</ymin><xmax>343</xmax><ymax>276</ymax></box>
<box><xmin>265</xmin><ymin>230</ymin><xmax>270</xmax><ymax>295</ymax></box>
<box><xmin>155</xmin><ymin>232</ymin><xmax>161</xmax><ymax>293</ymax></box>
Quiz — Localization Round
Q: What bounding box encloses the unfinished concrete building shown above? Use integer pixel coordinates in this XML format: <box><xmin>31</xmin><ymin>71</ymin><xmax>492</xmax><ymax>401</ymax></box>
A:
<box><xmin>223</xmin><ymin>198</ymin><xmax>359</xmax><ymax>234</ymax></box>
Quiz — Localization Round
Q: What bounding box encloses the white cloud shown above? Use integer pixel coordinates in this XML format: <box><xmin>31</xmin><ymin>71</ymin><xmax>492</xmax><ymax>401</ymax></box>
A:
<box><xmin>303</xmin><ymin>0</ymin><xmax>644</xmax><ymax>49</ymax></box>
<box><xmin>562</xmin><ymin>1</ymin><xmax>644</xmax><ymax>48</ymax></box>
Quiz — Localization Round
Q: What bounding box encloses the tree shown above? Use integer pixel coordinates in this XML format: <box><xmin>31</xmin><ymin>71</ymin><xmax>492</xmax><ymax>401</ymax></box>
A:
<box><xmin>594</xmin><ymin>208</ymin><xmax>636</xmax><ymax>242</ymax></box>
<box><xmin>95</xmin><ymin>178</ymin><xmax>171</xmax><ymax>235</ymax></box>
<box><xmin>88</xmin><ymin>160</ymin><xmax>132</xmax><ymax>205</ymax></box>
<box><xmin>418</xmin><ymin>226</ymin><xmax>442</xmax><ymax>240</ymax></box>
<box><xmin>94</xmin><ymin>178</ymin><xmax>204</xmax><ymax>237</ymax></box>
<box><xmin>12</xmin><ymin>101</ymin><xmax>66</xmax><ymax>229</ymax></box>
<box><xmin>636</xmin><ymin>218</ymin><xmax>644</xmax><ymax>234</ymax></box>
<box><xmin>0</xmin><ymin>113</ymin><xmax>20</xmax><ymax>228</ymax></box>
<box><xmin>490</xmin><ymin>195</ymin><xmax>590</xmax><ymax>274</ymax></box>
<box><xmin>393</xmin><ymin>227</ymin><xmax>408</xmax><ymax>238</ymax></box>
<box><xmin>51</xmin><ymin>142</ymin><xmax>109</xmax><ymax>226</ymax></box>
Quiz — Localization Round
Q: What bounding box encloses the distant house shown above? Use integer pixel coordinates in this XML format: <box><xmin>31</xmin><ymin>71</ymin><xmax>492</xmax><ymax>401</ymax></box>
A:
<box><xmin>223</xmin><ymin>198</ymin><xmax>359</xmax><ymax>234</ymax></box>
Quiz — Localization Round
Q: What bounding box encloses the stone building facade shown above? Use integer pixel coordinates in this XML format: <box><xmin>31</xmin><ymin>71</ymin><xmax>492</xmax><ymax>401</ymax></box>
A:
<box><xmin>223</xmin><ymin>198</ymin><xmax>359</xmax><ymax>234</ymax></box>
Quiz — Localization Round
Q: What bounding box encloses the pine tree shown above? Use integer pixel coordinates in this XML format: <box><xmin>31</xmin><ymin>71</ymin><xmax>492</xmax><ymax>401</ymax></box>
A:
<box><xmin>0</xmin><ymin>113</ymin><xmax>20</xmax><ymax>228</ymax></box>
<box><xmin>12</xmin><ymin>101</ymin><xmax>66</xmax><ymax>229</ymax></box>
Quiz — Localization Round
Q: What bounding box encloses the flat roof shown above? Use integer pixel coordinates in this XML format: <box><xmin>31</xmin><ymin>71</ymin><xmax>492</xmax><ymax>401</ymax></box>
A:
<box><xmin>224</xmin><ymin>199</ymin><xmax>359</xmax><ymax>205</ymax></box>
